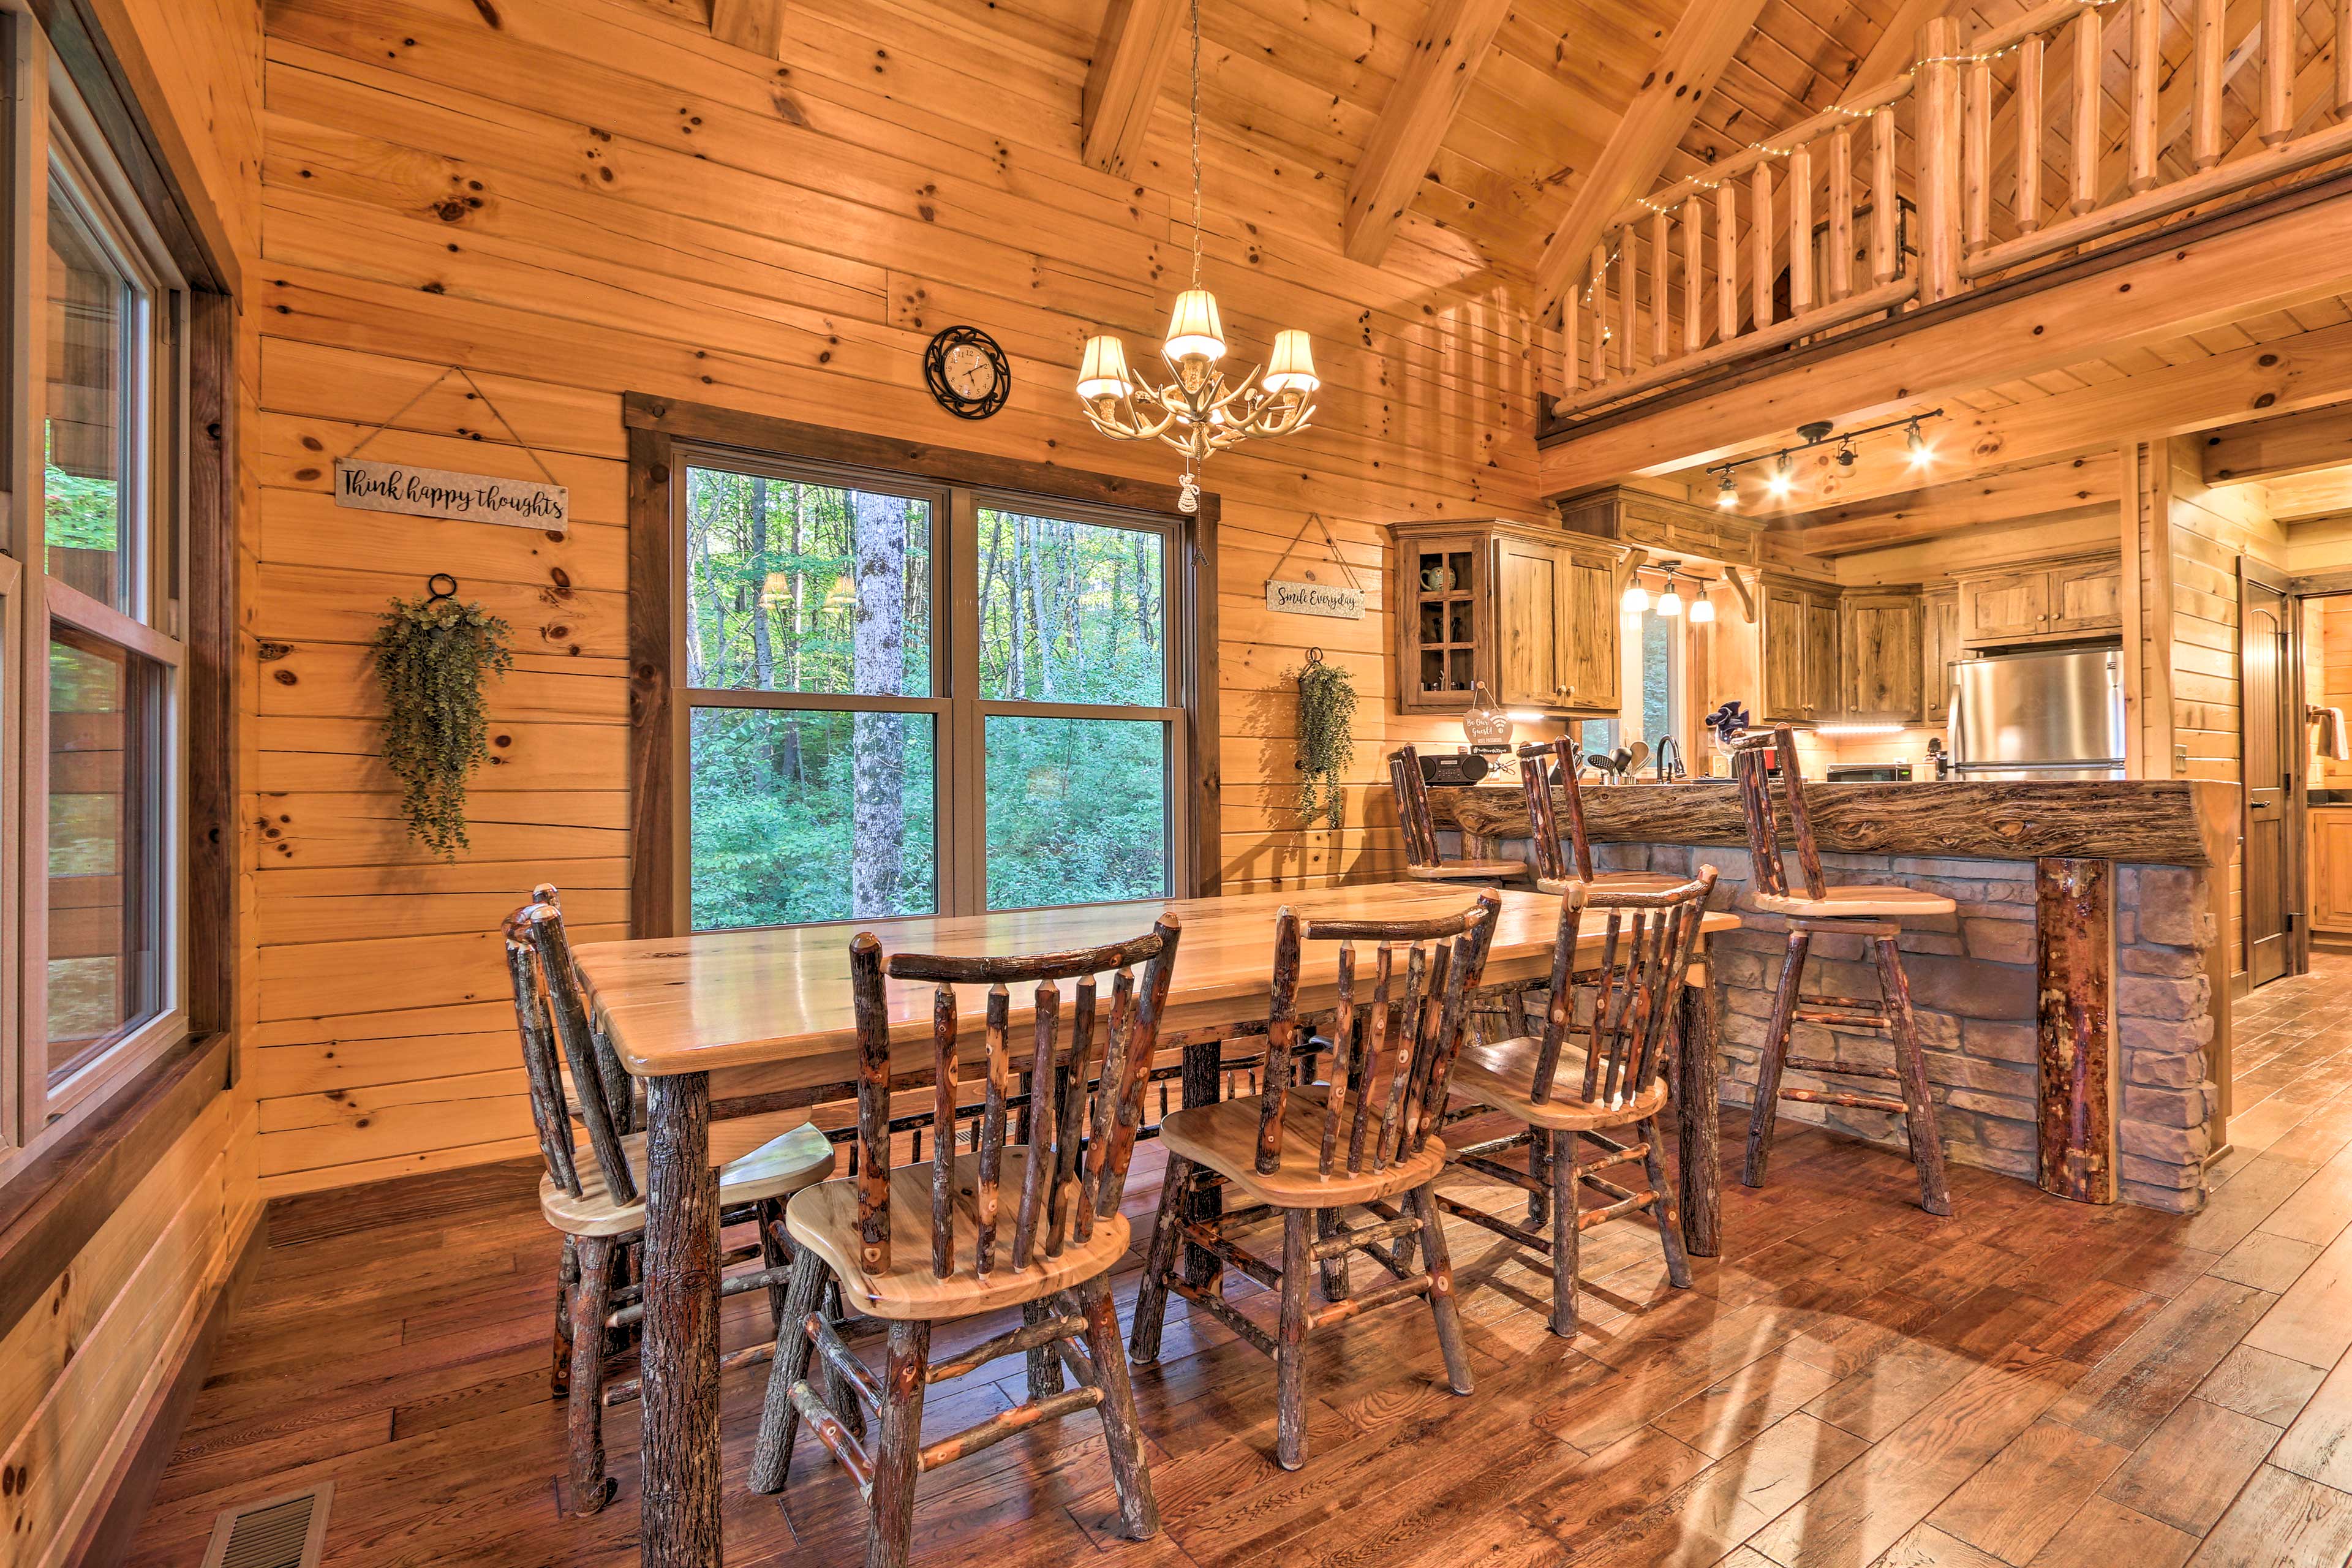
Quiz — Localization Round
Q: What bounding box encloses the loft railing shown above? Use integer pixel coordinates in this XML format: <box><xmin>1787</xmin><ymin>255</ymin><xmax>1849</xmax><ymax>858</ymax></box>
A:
<box><xmin>1540</xmin><ymin>0</ymin><xmax>2352</xmax><ymax>423</ymax></box>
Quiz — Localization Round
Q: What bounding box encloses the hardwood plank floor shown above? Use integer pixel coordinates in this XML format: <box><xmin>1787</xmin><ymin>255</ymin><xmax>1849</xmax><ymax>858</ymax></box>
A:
<box><xmin>125</xmin><ymin>960</ymin><xmax>2352</xmax><ymax>1568</ymax></box>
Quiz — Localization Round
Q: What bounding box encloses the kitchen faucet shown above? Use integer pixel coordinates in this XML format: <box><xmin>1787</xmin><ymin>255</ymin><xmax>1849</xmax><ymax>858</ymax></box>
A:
<box><xmin>1655</xmin><ymin>734</ymin><xmax>1684</xmax><ymax>782</ymax></box>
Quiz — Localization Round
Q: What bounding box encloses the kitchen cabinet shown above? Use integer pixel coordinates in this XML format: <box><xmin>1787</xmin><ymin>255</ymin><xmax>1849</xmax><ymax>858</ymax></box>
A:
<box><xmin>1957</xmin><ymin>554</ymin><xmax>2123</xmax><ymax>647</ymax></box>
<box><xmin>1840</xmin><ymin>588</ymin><xmax>1924</xmax><ymax>722</ymax></box>
<box><xmin>1388</xmin><ymin>519</ymin><xmax>1621</xmax><ymax>716</ymax></box>
<box><xmin>1758</xmin><ymin>575</ymin><xmax>1841</xmax><ymax>723</ymax></box>
<box><xmin>1921</xmin><ymin>585</ymin><xmax>1961</xmax><ymax>725</ymax></box>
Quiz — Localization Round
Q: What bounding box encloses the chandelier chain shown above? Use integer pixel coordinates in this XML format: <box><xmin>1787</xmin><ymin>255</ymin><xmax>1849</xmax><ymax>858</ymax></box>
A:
<box><xmin>1189</xmin><ymin>0</ymin><xmax>1204</xmax><ymax>288</ymax></box>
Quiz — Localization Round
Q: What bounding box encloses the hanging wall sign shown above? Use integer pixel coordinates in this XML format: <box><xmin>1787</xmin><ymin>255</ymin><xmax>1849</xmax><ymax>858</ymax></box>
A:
<box><xmin>333</xmin><ymin>457</ymin><xmax>570</xmax><ymax>535</ymax></box>
<box><xmin>1264</xmin><ymin>578</ymin><xmax>1365</xmax><ymax>620</ymax></box>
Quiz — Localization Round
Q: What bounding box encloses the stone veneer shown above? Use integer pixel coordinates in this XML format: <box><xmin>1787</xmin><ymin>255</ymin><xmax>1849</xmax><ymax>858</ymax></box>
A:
<box><xmin>1439</xmin><ymin>831</ymin><xmax>2220</xmax><ymax>1213</ymax></box>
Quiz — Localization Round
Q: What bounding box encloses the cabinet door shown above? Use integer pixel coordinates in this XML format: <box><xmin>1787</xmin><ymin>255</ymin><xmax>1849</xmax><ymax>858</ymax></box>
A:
<box><xmin>1758</xmin><ymin>581</ymin><xmax>1811</xmax><ymax>722</ymax></box>
<box><xmin>1396</xmin><ymin>533</ymin><xmax>1485</xmax><ymax>710</ymax></box>
<box><xmin>1958</xmin><ymin>569</ymin><xmax>2051</xmax><ymax>643</ymax></box>
<box><xmin>1493</xmin><ymin>535</ymin><xmax>1567</xmax><ymax>709</ymax></box>
<box><xmin>2050</xmin><ymin>558</ymin><xmax>2124</xmax><ymax>632</ymax></box>
<box><xmin>1841</xmin><ymin>590</ymin><xmax>1923</xmax><ymax>721</ymax></box>
<box><xmin>1921</xmin><ymin>587</ymin><xmax>1961</xmax><ymax>725</ymax></box>
<box><xmin>1804</xmin><ymin>592</ymin><xmax>1843</xmax><ymax>720</ymax></box>
<box><xmin>1562</xmin><ymin>548</ymin><xmax>1621</xmax><ymax>714</ymax></box>
<box><xmin>2312</xmin><ymin>812</ymin><xmax>2352</xmax><ymax>933</ymax></box>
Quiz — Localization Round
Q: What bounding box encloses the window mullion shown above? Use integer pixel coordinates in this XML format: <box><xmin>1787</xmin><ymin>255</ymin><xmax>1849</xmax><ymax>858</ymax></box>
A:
<box><xmin>946</xmin><ymin>486</ymin><xmax>982</xmax><ymax>917</ymax></box>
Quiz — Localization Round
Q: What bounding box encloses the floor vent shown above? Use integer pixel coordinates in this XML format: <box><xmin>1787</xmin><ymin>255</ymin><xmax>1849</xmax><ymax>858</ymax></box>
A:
<box><xmin>199</xmin><ymin>1482</ymin><xmax>333</xmax><ymax>1568</ymax></box>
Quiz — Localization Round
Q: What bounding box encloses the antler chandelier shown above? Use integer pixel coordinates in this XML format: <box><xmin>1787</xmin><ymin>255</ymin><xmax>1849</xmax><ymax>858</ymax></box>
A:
<box><xmin>1075</xmin><ymin>0</ymin><xmax>1318</xmax><ymax>513</ymax></box>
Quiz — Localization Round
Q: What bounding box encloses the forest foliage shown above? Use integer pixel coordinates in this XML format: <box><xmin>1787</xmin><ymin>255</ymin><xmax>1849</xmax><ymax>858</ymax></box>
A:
<box><xmin>682</xmin><ymin>467</ymin><xmax>1173</xmax><ymax>930</ymax></box>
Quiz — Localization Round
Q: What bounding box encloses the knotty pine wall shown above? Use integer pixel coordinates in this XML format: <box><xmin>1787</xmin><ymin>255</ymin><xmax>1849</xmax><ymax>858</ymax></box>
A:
<box><xmin>1</xmin><ymin>2</ymin><xmax>263</xmax><ymax>1561</ymax></box>
<box><xmin>249</xmin><ymin>0</ymin><xmax>1544</xmax><ymax>1193</ymax></box>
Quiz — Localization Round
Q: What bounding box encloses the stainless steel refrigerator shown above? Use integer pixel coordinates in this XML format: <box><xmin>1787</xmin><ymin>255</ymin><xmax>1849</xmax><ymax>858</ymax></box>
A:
<box><xmin>1947</xmin><ymin>645</ymin><xmax>2126</xmax><ymax>780</ymax></box>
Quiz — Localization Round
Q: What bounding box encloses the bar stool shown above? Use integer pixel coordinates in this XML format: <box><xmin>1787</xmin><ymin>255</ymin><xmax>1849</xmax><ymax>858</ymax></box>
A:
<box><xmin>1389</xmin><ymin>744</ymin><xmax>1529</xmax><ymax>883</ymax></box>
<box><xmin>1516</xmin><ymin>734</ymin><xmax>1686</xmax><ymax>896</ymax></box>
<box><xmin>1128</xmin><ymin>891</ymin><xmax>1500</xmax><ymax>1470</ymax></box>
<box><xmin>1725</xmin><ymin>726</ymin><xmax>1954</xmax><ymax>1216</ymax></box>
<box><xmin>1435</xmin><ymin>872</ymin><xmax>1720</xmax><ymax>1335</ymax></box>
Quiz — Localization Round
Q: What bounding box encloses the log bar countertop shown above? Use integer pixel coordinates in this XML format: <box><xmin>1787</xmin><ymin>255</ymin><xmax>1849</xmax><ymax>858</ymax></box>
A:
<box><xmin>1433</xmin><ymin>778</ymin><xmax>2233</xmax><ymax>867</ymax></box>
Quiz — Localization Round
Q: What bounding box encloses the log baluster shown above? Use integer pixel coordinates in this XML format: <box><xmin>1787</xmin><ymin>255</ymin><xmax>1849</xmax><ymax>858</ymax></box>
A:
<box><xmin>1751</xmin><ymin>162</ymin><xmax>1775</xmax><ymax>330</ymax></box>
<box><xmin>2263</xmin><ymin>0</ymin><xmax>2293</xmax><ymax>146</ymax></box>
<box><xmin>1963</xmin><ymin>59</ymin><xmax>1991</xmax><ymax>252</ymax></box>
<box><xmin>2339</xmin><ymin>0</ymin><xmax>2352</xmax><ymax>123</ymax></box>
<box><xmin>1787</xmin><ymin>143</ymin><xmax>1813</xmax><ymax>316</ymax></box>
<box><xmin>2193</xmin><ymin>0</ymin><xmax>2223</xmax><ymax>165</ymax></box>
<box><xmin>1871</xmin><ymin>105</ymin><xmax>1899</xmax><ymax>283</ymax></box>
<box><xmin>1650</xmin><ymin>206</ymin><xmax>1671</xmax><ymax>362</ymax></box>
<box><xmin>1828</xmin><ymin>126</ymin><xmax>1853</xmax><ymax>301</ymax></box>
<box><xmin>1616</xmin><ymin>226</ymin><xmax>1637</xmax><ymax>375</ymax></box>
<box><xmin>1918</xmin><ymin>15</ymin><xmax>1964</xmax><ymax>301</ymax></box>
<box><xmin>1714</xmin><ymin>178</ymin><xmax>1740</xmax><ymax>339</ymax></box>
<box><xmin>1681</xmin><ymin>195</ymin><xmax>1704</xmax><ymax>350</ymax></box>
<box><xmin>2018</xmin><ymin>35</ymin><xmax>2046</xmax><ymax>229</ymax></box>
<box><xmin>2130</xmin><ymin>0</ymin><xmax>2160</xmax><ymax>194</ymax></box>
<box><xmin>1588</xmin><ymin>241</ymin><xmax>1610</xmax><ymax>383</ymax></box>
<box><xmin>2070</xmin><ymin>9</ymin><xmax>2100</xmax><ymax>215</ymax></box>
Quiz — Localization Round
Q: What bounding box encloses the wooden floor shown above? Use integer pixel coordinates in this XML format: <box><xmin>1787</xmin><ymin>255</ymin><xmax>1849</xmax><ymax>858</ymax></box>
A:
<box><xmin>129</xmin><ymin>966</ymin><xmax>2352</xmax><ymax>1568</ymax></box>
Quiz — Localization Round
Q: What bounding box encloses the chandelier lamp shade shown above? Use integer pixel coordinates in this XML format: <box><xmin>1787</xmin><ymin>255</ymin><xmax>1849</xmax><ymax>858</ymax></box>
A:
<box><xmin>1075</xmin><ymin>0</ymin><xmax>1318</xmax><ymax>512</ymax></box>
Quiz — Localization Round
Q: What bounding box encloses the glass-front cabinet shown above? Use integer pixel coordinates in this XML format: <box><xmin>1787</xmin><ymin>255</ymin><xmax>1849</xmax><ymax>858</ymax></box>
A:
<box><xmin>1387</xmin><ymin>519</ymin><xmax>1622</xmax><ymax>717</ymax></box>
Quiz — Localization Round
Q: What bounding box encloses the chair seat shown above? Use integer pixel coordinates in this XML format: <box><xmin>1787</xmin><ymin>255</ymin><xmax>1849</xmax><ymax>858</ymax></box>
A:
<box><xmin>1532</xmin><ymin>870</ymin><xmax>1688</xmax><ymax>896</ymax></box>
<box><xmin>786</xmin><ymin>1149</ymin><xmax>1131</xmax><ymax>1321</ymax></box>
<box><xmin>1751</xmin><ymin>884</ymin><xmax>1957</xmax><ymax>919</ymax></box>
<box><xmin>1405</xmin><ymin>859</ymin><xmax>1525</xmax><ymax>881</ymax></box>
<box><xmin>1449</xmin><ymin>1034</ymin><xmax>1667</xmax><ymax>1131</ymax></box>
<box><xmin>539</xmin><ymin>1112</ymin><xmax>835</xmax><ymax>1238</ymax></box>
<box><xmin>1158</xmin><ymin>1089</ymin><xmax>1444</xmax><ymax>1208</ymax></box>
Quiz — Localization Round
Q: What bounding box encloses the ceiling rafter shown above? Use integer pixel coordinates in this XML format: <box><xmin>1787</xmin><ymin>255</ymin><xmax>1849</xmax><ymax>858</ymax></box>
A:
<box><xmin>1341</xmin><ymin>0</ymin><xmax>1513</xmax><ymax>268</ymax></box>
<box><xmin>1081</xmin><ymin>0</ymin><xmax>1188</xmax><ymax>180</ymax></box>
<box><xmin>708</xmin><ymin>0</ymin><xmax>786</xmax><ymax>58</ymax></box>
<box><xmin>1530</xmin><ymin>0</ymin><xmax>1773</xmax><ymax>312</ymax></box>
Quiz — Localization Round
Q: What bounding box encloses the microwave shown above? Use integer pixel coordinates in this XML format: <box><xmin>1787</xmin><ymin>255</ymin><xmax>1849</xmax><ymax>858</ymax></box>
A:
<box><xmin>1826</xmin><ymin>763</ymin><xmax>1913</xmax><ymax>783</ymax></box>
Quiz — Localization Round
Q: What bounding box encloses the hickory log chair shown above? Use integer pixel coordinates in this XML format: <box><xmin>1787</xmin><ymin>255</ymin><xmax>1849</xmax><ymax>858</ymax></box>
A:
<box><xmin>1726</xmin><ymin>728</ymin><xmax>1956</xmax><ymax>1215</ymax></box>
<box><xmin>1436</xmin><ymin>871</ymin><xmax>1720</xmax><ymax>1335</ymax></box>
<box><xmin>1128</xmin><ymin>890</ymin><xmax>1501</xmax><ymax>1471</ymax></box>
<box><xmin>502</xmin><ymin>887</ymin><xmax>838</xmax><ymax>1517</ymax></box>
<box><xmin>749</xmin><ymin>916</ymin><xmax>1182</xmax><ymax>1568</ymax></box>
<box><xmin>1389</xmin><ymin>744</ymin><xmax>1531</xmax><ymax>883</ymax></box>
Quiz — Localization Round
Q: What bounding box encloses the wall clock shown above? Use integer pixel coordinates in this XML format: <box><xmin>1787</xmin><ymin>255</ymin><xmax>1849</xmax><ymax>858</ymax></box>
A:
<box><xmin>923</xmin><ymin>326</ymin><xmax>1010</xmax><ymax>420</ymax></box>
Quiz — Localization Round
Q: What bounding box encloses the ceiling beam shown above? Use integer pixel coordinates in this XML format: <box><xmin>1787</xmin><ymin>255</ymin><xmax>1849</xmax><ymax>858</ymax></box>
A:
<box><xmin>2254</xmin><ymin>467</ymin><xmax>2352</xmax><ymax>518</ymax></box>
<box><xmin>1530</xmin><ymin>0</ymin><xmax>1770</xmax><ymax>312</ymax></box>
<box><xmin>1081</xmin><ymin>0</ymin><xmax>1187</xmax><ymax>180</ymax></box>
<box><xmin>1779</xmin><ymin>450</ymin><xmax>2119</xmax><ymax>556</ymax></box>
<box><xmin>1343</xmin><ymin>0</ymin><xmax>1512</xmax><ymax>267</ymax></box>
<box><xmin>2202</xmin><ymin>400</ymin><xmax>2352</xmax><ymax>484</ymax></box>
<box><xmin>709</xmin><ymin>0</ymin><xmax>786</xmax><ymax>57</ymax></box>
<box><xmin>1539</xmin><ymin>184</ymin><xmax>2352</xmax><ymax>495</ymax></box>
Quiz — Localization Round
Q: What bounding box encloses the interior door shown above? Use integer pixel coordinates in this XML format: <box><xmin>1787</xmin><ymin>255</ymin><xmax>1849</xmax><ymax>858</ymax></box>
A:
<box><xmin>2244</xmin><ymin>570</ymin><xmax>2291</xmax><ymax>987</ymax></box>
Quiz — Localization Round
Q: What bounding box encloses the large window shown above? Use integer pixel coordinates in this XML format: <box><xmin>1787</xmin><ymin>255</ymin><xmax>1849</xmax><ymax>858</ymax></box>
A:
<box><xmin>668</xmin><ymin>454</ymin><xmax>1193</xmax><ymax>930</ymax></box>
<box><xmin>2</xmin><ymin>24</ymin><xmax>192</xmax><ymax>1149</ymax></box>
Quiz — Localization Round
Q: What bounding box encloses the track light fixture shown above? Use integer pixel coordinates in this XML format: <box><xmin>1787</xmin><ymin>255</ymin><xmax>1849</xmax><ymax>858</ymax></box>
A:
<box><xmin>1705</xmin><ymin>410</ymin><xmax>1947</xmax><ymax>510</ymax></box>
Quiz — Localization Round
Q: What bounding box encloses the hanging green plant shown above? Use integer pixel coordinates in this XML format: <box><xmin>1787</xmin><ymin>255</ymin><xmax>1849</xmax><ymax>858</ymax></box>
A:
<box><xmin>372</xmin><ymin>587</ymin><xmax>513</xmax><ymax>860</ymax></box>
<box><xmin>1295</xmin><ymin>655</ymin><xmax>1357</xmax><ymax>831</ymax></box>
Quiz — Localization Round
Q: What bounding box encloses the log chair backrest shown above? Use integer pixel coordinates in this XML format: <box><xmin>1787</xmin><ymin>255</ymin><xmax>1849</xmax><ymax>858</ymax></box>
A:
<box><xmin>1516</xmin><ymin>726</ymin><xmax>1589</xmax><ymax>884</ymax></box>
<box><xmin>847</xmin><ymin>916</ymin><xmax>1183</xmax><ymax>1281</ymax></box>
<box><xmin>1387</xmin><ymin>745</ymin><xmax>1442</xmax><ymax>868</ymax></box>
<box><xmin>1727</xmin><ymin>725</ymin><xmax>1826</xmax><ymax>901</ymax></box>
<box><xmin>502</xmin><ymin>884</ymin><xmax>641</xmax><ymax>1206</ymax></box>
<box><xmin>1528</xmin><ymin>869</ymin><xmax>1720</xmax><ymax>1107</ymax></box>
<box><xmin>1256</xmin><ymin>888</ymin><xmax>1501</xmax><ymax>1178</ymax></box>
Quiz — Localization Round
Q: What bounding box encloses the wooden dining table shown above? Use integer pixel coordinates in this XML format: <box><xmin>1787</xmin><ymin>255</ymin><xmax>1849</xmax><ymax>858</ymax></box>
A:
<box><xmin>571</xmin><ymin>879</ymin><xmax>1738</xmax><ymax>1568</ymax></box>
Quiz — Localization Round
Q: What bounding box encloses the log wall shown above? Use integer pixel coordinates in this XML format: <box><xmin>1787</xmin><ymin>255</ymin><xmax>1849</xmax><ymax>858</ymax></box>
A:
<box><xmin>247</xmin><ymin>0</ymin><xmax>1541</xmax><ymax>1192</ymax></box>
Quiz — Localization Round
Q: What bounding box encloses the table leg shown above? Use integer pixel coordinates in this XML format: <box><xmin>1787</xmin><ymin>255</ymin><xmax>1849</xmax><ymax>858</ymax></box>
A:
<box><xmin>1179</xmin><ymin>1036</ymin><xmax>1224</xmax><ymax>1290</ymax></box>
<box><xmin>641</xmin><ymin>1071</ymin><xmax>722</xmax><ymax>1567</ymax></box>
<box><xmin>1678</xmin><ymin>957</ymin><xmax>1722</xmax><ymax>1259</ymax></box>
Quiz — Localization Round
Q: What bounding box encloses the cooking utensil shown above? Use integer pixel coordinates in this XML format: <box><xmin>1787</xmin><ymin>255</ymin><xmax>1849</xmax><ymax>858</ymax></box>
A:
<box><xmin>1624</xmin><ymin>741</ymin><xmax>1650</xmax><ymax>777</ymax></box>
<box><xmin>1586</xmin><ymin>752</ymin><xmax>1618</xmax><ymax>782</ymax></box>
<box><xmin>1612</xmin><ymin>747</ymin><xmax>1632</xmax><ymax>778</ymax></box>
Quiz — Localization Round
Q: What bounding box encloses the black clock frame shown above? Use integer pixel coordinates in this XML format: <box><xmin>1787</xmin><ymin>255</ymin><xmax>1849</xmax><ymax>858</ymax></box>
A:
<box><xmin>922</xmin><ymin>325</ymin><xmax>1011</xmax><ymax>420</ymax></box>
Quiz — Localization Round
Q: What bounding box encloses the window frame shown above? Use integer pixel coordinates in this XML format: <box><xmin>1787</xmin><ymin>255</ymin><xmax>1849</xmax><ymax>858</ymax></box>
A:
<box><xmin>629</xmin><ymin>394</ymin><xmax>1220</xmax><ymax>937</ymax></box>
<box><xmin>5</xmin><ymin>10</ymin><xmax>193</xmax><ymax>1144</ymax></box>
